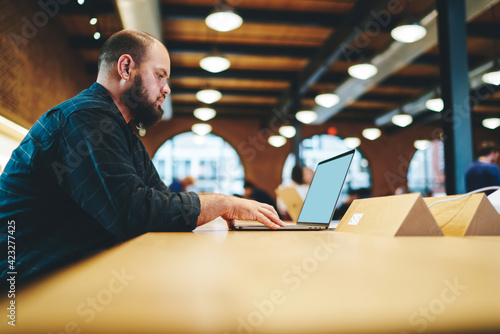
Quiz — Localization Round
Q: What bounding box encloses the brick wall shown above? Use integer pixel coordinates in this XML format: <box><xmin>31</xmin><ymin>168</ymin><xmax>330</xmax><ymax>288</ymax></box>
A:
<box><xmin>0</xmin><ymin>0</ymin><xmax>93</xmax><ymax>129</ymax></box>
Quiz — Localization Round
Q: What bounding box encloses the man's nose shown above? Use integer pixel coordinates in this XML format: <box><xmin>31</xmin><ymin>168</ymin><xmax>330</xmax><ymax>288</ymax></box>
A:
<box><xmin>161</xmin><ymin>82</ymin><xmax>171</xmax><ymax>95</ymax></box>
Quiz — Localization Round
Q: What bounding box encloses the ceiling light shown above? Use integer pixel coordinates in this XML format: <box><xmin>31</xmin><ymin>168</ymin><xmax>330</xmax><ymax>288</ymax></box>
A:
<box><xmin>315</xmin><ymin>93</ymin><xmax>340</xmax><ymax>108</ymax></box>
<box><xmin>194</xmin><ymin>107</ymin><xmax>216</xmax><ymax>121</ymax></box>
<box><xmin>425</xmin><ymin>98</ymin><xmax>444</xmax><ymax>112</ymax></box>
<box><xmin>483</xmin><ymin>8</ymin><xmax>500</xmax><ymax>85</ymax></box>
<box><xmin>392</xmin><ymin>114</ymin><xmax>413</xmax><ymax>127</ymax></box>
<box><xmin>295</xmin><ymin>110</ymin><xmax>317</xmax><ymax>124</ymax></box>
<box><xmin>348</xmin><ymin>63</ymin><xmax>378</xmax><ymax>80</ymax></box>
<box><xmin>205</xmin><ymin>8</ymin><xmax>243</xmax><ymax>32</ymax></box>
<box><xmin>93</xmin><ymin>32</ymin><xmax>101</xmax><ymax>40</ymax></box>
<box><xmin>482</xmin><ymin>69</ymin><xmax>500</xmax><ymax>86</ymax></box>
<box><xmin>482</xmin><ymin>117</ymin><xmax>500</xmax><ymax>129</ymax></box>
<box><xmin>77</xmin><ymin>0</ymin><xmax>85</xmax><ymax>5</ymax></box>
<box><xmin>414</xmin><ymin>139</ymin><xmax>431</xmax><ymax>150</ymax></box>
<box><xmin>196</xmin><ymin>89</ymin><xmax>222</xmax><ymax>104</ymax></box>
<box><xmin>278</xmin><ymin>125</ymin><xmax>296</xmax><ymax>138</ymax></box>
<box><xmin>200</xmin><ymin>55</ymin><xmax>230</xmax><ymax>73</ymax></box>
<box><xmin>268</xmin><ymin>135</ymin><xmax>286</xmax><ymax>148</ymax></box>
<box><xmin>89</xmin><ymin>17</ymin><xmax>98</xmax><ymax>25</ymax></box>
<box><xmin>192</xmin><ymin>134</ymin><xmax>208</xmax><ymax>145</ymax></box>
<box><xmin>391</xmin><ymin>23</ymin><xmax>427</xmax><ymax>43</ymax></box>
<box><xmin>362</xmin><ymin>128</ymin><xmax>381</xmax><ymax>140</ymax></box>
<box><xmin>191</xmin><ymin>123</ymin><xmax>212</xmax><ymax>136</ymax></box>
<box><xmin>344</xmin><ymin>137</ymin><xmax>361</xmax><ymax>149</ymax></box>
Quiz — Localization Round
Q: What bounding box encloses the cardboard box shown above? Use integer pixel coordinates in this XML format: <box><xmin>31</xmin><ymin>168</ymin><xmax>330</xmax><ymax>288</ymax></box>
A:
<box><xmin>336</xmin><ymin>193</ymin><xmax>443</xmax><ymax>236</ymax></box>
<box><xmin>424</xmin><ymin>193</ymin><xmax>500</xmax><ymax>236</ymax></box>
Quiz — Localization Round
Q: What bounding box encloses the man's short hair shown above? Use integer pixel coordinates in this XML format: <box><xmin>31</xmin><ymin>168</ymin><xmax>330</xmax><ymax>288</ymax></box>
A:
<box><xmin>291</xmin><ymin>165</ymin><xmax>304</xmax><ymax>185</ymax></box>
<box><xmin>243</xmin><ymin>180</ymin><xmax>256</xmax><ymax>189</ymax></box>
<box><xmin>477</xmin><ymin>142</ymin><xmax>498</xmax><ymax>157</ymax></box>
<box><xmin>97</xmin><ymin>30</ymin><xmax>157</xmax><ymax>73</ymax></box>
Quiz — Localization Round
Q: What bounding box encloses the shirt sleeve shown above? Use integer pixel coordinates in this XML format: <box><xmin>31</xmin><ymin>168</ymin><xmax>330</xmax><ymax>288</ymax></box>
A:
<box><xmin>46</xmin><ymin>109</ymin><xmax>200</xmax><ymax>241</ymax></box>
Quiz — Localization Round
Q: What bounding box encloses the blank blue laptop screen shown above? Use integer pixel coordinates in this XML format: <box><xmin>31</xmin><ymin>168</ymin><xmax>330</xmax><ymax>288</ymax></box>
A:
<box><xmin>297</xmin><ymin>150</ymin><xmax>354</xmax><ymax>224</ymax></box>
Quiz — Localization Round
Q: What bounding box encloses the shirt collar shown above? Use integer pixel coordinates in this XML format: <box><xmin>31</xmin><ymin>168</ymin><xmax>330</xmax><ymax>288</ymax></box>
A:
<box><xmin>88</xmin><ymin>82</ymin><xmax>128</xmax><ymax>124</ymax></box>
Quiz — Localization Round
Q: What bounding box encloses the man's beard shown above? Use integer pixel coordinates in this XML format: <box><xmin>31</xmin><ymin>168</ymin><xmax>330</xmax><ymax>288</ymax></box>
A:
<box><xmin>122</xmin><ymin>75</ymin><xmax>164</xmax><ymax>128</ymax></box>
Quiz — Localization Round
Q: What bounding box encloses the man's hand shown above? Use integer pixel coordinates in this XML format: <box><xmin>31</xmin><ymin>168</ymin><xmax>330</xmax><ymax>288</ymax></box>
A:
<box><xmin>197</xmin><ymin>194</ymin><xmax>286</xmax><ymax>230</ymax></box>
<box><xmin>222</xmin><ymin>196</ymin><xmax>286</xmax><ymax>230</ymax></box>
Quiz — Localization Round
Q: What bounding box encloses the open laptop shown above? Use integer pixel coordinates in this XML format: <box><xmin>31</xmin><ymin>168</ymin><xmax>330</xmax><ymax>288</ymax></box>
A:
<box><xmin>233</xmin><ymin>149</ymin><xmax>355</xmax><ymax>230</ymax></box>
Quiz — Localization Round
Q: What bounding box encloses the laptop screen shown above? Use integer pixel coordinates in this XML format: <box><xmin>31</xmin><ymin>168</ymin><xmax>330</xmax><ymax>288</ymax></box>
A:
<box><xmin>297</xmin><ymin>150</ymin><xmax>355</xmax><ymax>225</ymax></box>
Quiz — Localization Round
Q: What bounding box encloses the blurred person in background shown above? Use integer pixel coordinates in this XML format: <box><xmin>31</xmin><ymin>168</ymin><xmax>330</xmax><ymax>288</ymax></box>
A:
<box><xmin>169</xmin><ymin>176</ymin><xmax>196</xmax><ymax>193</ymax></box>
<box><xmin>465</xmin><ymin>142</ymin><xmax>500</xmax><ymax>195</ymax></box>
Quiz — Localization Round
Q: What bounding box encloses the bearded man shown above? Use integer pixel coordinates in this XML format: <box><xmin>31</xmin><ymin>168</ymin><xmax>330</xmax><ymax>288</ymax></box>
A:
<box><xmin>0</xmin><ymin>30</ymin><xmax>284</xmax><ymax>286</ymax></box>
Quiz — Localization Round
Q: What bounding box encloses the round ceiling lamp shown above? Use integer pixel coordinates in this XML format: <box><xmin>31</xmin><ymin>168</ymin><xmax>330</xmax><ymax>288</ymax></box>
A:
<box><xmin>344</xmin><ymin>137</ymin><xmax>361</xmax><ymax>149</ymax></box>
<box><xmin>391</xmin><ymin>114</ymin><xmax>413</xmax><ymax>127</ymax></box>
<box><xmin>482</xmin><ymin>70</ymin><xmax>500</xmax><ymax>86</ymax></box>
<box><xmin>362</xmin><ymin>128</ymin><xmax>381</xmax><ymax>140</ymax></box>
<box><xmin>268</xmin><ymin>135</ymin><xmax>286</xmax><ymax>148</ymax></box>
<box><xmin>391</xmin><ymin>23</ymin><xmax>427</xmax><ymax>43</ymax></box>
<box><xmin>196</xmin><ymin>89</ymin><xmax>222</xmax><ymax>104</ymax></box>
<box><xmin>192</xmin><ymin>134</ymin><xmax>208</xmax><ymax>145</ymax></box>
<box><xmin>425</xmin><ymin>98</ymin><xmax>444</xmax><ymax>112</ymax></box>
<box><xmin>191</xmin><ymin>123</ymin><xmax>212</xmax><ymax>136</ymax></box>
<box><xmin>414</xmin><ymin>139</ymin><xmax>431</xmax><ymax>150</ymax></box>
<box><xmin>295</xmin><ymin>110</ymin><xmax>317</xmax><ymax>124</ymax></box>
<box><xmin>348</xmin><ymin>63</ymin><xmax>378</xmax><ymax>80</ymax></box>
<box><xmin>205</xmin><ymin>8</ymin><xmax>243</xmax><ymax>32</ymax></box>
<box><xmin>482</xmin><ymin>117</ymin><xmax>500</xmax><ymax>129</ymax></box>
<box><xmin>315</xmin><ymin>93</ymin><xmax>340</xmax><ymax>108</ymax></box>
<box><xmin>199</xmin><ymin>55</ymin><xmax>230</xmax><ymax>73</ymax></box>
<box><xmin>278</xmin><ymin>125</ymin><xmax>296</xmax><ymax>138</ymax></box>
<box><xmin>194</xmin><ymin>107</ymin><xmax>216</xmax><ymax>121</ymax></box>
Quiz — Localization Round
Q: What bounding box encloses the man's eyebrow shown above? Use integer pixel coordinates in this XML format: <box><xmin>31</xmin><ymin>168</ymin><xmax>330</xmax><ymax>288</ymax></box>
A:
<box><xmin>156</xmin><ymin>68</ymin><xmax>169</xmax><ymax>77</ymax></box>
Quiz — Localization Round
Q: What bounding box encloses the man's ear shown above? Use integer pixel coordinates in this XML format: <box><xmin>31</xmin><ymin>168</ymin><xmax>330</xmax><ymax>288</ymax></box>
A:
<box><xmin>116</xmin><ymin>54</ymin><xmax>135</xmax><ymax>81</ymax></box>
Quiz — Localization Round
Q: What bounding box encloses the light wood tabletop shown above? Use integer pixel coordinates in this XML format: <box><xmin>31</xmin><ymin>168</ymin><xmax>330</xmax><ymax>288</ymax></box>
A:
<box><xmin>2</xmin><ymin>218</ymin><xmax>500</xmax><ymax>334</ymax></box>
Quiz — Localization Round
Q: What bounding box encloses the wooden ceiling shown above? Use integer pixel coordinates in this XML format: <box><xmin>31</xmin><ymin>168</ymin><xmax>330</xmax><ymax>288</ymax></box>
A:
<box><xmin>58</xmin><ymin>0</ymin><xmax>500</xmax><ymax>130</ymax></box>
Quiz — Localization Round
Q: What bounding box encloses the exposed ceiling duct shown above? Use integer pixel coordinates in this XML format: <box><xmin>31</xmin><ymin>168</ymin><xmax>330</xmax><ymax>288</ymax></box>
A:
<box><xmin>375</xmin><ymin>59</ymin><xmax>498</xmax><ymax>127</ymax></box>
<box><xmin>313</xmin><ymin>0</ymin><xmax>500</xmax><ymax>124</ymax></box>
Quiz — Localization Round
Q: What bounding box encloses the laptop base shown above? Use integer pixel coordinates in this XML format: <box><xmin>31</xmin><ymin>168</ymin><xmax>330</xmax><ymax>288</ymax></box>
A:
<box><xmin>233</xmin><ymin>224</ymin><xmax>328</xmax><ymax>231</ymax></box>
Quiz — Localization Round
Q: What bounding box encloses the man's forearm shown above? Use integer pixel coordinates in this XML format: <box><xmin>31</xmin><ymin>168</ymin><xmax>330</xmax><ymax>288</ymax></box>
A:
<box><xmin>196</xmin><ymin>193</ymin><xmax>231</xmax><ymax>226</ymax></box>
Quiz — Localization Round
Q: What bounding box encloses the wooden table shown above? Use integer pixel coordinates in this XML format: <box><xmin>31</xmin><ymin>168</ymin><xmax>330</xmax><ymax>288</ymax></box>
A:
<box><xmin>2</xmin><ymin>218</ymin><xmax>500</xmax><ymax>334</ymax></box>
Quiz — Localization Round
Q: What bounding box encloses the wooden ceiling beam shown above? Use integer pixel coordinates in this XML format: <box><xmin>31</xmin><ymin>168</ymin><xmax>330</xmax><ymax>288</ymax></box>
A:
<box><xmin>160</xmin><ymin>4</ymin><xmax>346</xmax><ymax>28</ymax></box>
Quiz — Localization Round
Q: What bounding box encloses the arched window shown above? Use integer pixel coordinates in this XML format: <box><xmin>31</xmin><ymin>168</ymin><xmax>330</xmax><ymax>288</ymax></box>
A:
<box><xmin>408</xmin><ymin>140</ymin><xmax>446</xmax><ymax>196</ymax></box>
<box><xmin>152</xmin><ymin>132</ymin><xmax>244</xmax><ymax>195</ymax></box>
<box><xmin>282</xmin><ymin>134</ymin><xmax>371</xmax><ymax>192</ymax></box>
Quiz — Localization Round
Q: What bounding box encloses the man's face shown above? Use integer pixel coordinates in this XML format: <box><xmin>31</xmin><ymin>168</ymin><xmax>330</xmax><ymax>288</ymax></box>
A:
<box><xmin>122</xmin><ymin>41</ymin><xmax>171</xmax><ymax>128</ymax></box>
<box><xmin>492</xmin><ymin>151</ymin><xmax>499</xmax><ymax>164</ymax></box>
<box><xmin>122</xmin><ymin>75</ymin><xmax>163</xmax><ymax>128</ymax></box>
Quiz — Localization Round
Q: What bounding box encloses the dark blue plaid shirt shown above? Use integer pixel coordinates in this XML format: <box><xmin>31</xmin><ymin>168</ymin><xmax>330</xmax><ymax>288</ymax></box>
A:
<box><xmin>0</xmin><ymin>83</ymin><xmax>200</xmax><ymax>285</ymax></box>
